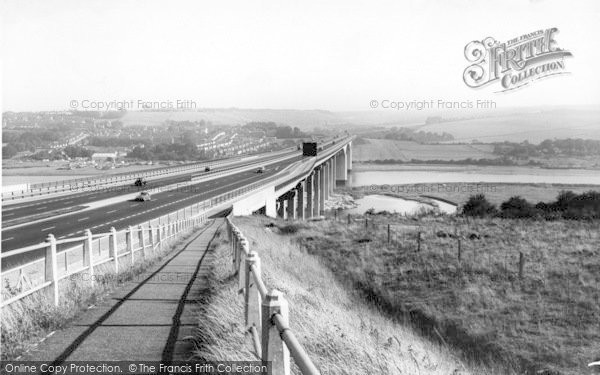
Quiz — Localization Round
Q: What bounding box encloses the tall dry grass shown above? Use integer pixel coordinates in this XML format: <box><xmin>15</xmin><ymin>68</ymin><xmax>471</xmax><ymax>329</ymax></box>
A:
<box><xmin>193</xmin><ymin>217</ymin><xmax>497</xmax><ymax>375</ymax></box>
<box><xmin>286</xmin><ymin>213</ymin><xmax>600</xmax><ymax>375</ymax></box>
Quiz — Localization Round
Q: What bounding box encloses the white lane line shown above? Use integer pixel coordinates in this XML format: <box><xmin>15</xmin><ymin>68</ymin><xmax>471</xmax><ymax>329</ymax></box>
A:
<box><xmin>106</xmin><ymin>210</ymin><xmax>117</xmax><ymax>214</ymax></box>
<box><xmin>41</xmin><ymin>226</ymin><xmax>55</xmax><ymax>231</ymax></box>
<box><xmin>3</xmin><ymin>212</ymin><xmax>14</xmax><ymax>217</ymax></box>
<box><xmin>77</xmin><ymin>217</ymin><xmax>89</xmax><ymax>222</ymax></box>
<box><xmin>2</xmin><ymin>237</ymin><xmax>14</xmax><ymax>242</ymax></box>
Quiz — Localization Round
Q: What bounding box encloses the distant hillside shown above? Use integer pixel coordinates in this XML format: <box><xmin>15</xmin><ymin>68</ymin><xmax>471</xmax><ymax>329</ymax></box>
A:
<box><xmin>414</xmin><ymin>109</ymin><xmax>600</xmax><ymax>143</ymax></box>
<box><xmin>118</xmin><ymin>107</ymin><xmax>600</xmax><ymax>143</ymax></box>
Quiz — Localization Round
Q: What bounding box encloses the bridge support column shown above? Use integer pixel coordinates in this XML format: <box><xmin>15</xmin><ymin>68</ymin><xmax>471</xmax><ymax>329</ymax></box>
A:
<box><xmin>319</xmin><ymin>166</ymin><xmax>325</xmax><ymax>215</ymax></box>
<box><xmin>314</xmin><ymin>168</ymin><xmax>321</xmax><ymax>217</ymax></box>
<box><xmin>286</xmin><ymin>192</ymin><xmax>296</xmax><ymax>220</ymax></box>
<box><xmin>277</xmin><ymin>199</ymin><xmax>287</xmax><ymax>219</ymax></box>
<box><xmin>323</xmin><ymin>163</ymin><xmax>329</xmax><ymax>202</ymax></box>
<box><xmin>296</xmin><ymin>183</ymin><xmax>304</xmax><ymax>220</ymax></box>
<box><xmin>348</xmin><ymin>142</ymin><xmax>353</xmax><ymax>171</ymax></box>
<box><xmin>306</xmin><ymin>175</ymin><xmax>313</xmax><ymax>219</ymax></box>
<box><xmin>329</xmin><ymin>159</ymin><xmax>335</xmax><ymax>195</ymax></box>
<box><xmin>336</xmin><ymin>148</ymin><xmax>348</xmax><ymax>186</ymax></box>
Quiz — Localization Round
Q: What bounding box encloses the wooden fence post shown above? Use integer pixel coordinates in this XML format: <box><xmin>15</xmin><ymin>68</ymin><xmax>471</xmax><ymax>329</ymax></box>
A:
<box><xmin>109</xmin><ymin>227</ymin><xmax>119</xmax><ymax>273</ymax></box>
<box><xmin>84</xmin><ymin>229</ymin><xmax>94</xmax><ymax>287</ymax></box>
<box><xmin>238</xmin><ymin>239</ymin><xmax>249</xmax><ymax>292</ymax></box>
<box><xmin>157</xmin><ymin>225</ymin><xmax>163</xmax><ymax>252</ymax></box>
<box><xmin>245</xmin><ymin>251</ymin><xmax>262</xmax><ymax>329</ymax></box>
<box><xmin>45</xmin><ymin>234</ymin><xmax>59</xmax><ymax>306</ymax></box>
<box><xmin>127</xmin><ymin>226</ymin><xmax>134</xmax><ymax>265</ymax></box>
<box><xmin>417</xmin><ymin>231</ymin><xmax>422</xmax><ymax>252</ymax></box>
<box><xmin>457</xmin><ymin>237</ymin><xmax>462</xmax><ymax>263</ymax></box>
<box><xmin>519</xmin><ymin>252</ymin><xmax>525</xmax><ymax>279</ymax></box>
<box><xmin>387</xmin><ymin>224</ymin><xmax>391</xmax><ymax>244</ymax></box>
<box><xmin>261</xmin><ymin>290</ymin><xmax>290</xmax><ymax>375</ymax></box>
<box><xmin>138</xmin><ymin>225</ymin><xmax>146</xmax><ymax>260</ymax></box>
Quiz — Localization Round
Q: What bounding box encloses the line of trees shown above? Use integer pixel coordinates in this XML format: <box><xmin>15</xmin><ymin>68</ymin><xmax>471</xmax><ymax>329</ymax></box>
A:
<box><xmin>493</xmin><ymin>138</ymin><xmax>600</xmax><ymax>158</ymax></box>
<box><xmin>463</xmin><ymin>191</ymin><xmax>600</xmax><ymax>220</ymax></box>
<box><xmin>127</xmin><ymin>143</ymin><xmax>207</xmax><ymax>161</ymax></box>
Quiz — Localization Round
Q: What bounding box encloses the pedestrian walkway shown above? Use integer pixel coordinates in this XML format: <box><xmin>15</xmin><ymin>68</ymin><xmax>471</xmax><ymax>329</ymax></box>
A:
<box><xmin>19</xmin><ymin>218</ymin><xmax>223</xmax><ymax>363</ymax></box>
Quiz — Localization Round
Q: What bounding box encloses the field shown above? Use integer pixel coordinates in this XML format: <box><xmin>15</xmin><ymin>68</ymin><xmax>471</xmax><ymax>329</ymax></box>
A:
<box><xmin>1</xmin><ymin>161</ymin><xmax>166</xmax><ymax>186</ymax></box>
<box><xmin>352</xmin><ymin>139</ymin><xmax>497</xmax><ymax>162</ymax></box>
<box><xmin>276</xmin><ymin>215</ymin><xmax>600</xmax><ymax>375</ymax></box>
<box><xmin>194</xmin><ymin>219</ymin><xmax>490</xmax><ymax>374</ymax></box>
<box><xmin>415</xmin><ymin>109</ymin><xmax>600</xmax><ymax>143</ymax></box>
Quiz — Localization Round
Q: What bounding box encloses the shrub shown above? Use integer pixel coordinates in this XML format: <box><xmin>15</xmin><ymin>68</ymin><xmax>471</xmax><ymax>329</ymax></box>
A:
<box><xmin>499</xmin><ymin>196</ymin><xmax>539</xmax><ymax>218</ymax></box>
<box><xmin>462</xmin><ymin>194</ymin><xmax>497</xmax><ymax>217</ymax></box>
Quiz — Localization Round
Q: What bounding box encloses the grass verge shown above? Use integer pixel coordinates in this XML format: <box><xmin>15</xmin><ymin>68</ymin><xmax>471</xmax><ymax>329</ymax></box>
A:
<box><xmin>193</xmin><ymin>216</ymin><xmax>494</xmax><ymax>375</ymax></box>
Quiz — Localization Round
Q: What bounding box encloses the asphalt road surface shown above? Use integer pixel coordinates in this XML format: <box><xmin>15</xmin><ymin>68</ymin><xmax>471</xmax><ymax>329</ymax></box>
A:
<box><xmin>1</xmin><ymin>156</ymin><xmax>299</xmax><ymax>259</ymax></box>
<box><xmin>2</xmin><ymin>151</ymin><xmax>296</xmax><ymax>222</ymax></box>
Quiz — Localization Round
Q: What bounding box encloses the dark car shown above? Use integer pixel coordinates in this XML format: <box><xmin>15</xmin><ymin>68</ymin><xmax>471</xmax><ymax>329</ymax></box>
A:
<box><xmin>134</xmin><ymin>177</ymin><xmax>147</xmax><ymax>186</ymax></box>
<box><xmin>205</xmin><ymin>166</ymin><xmax>211</xmax><ymax>172</ymax></box>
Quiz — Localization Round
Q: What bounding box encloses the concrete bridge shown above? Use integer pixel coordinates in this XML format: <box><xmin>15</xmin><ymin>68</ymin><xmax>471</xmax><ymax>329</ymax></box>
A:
<box><xmin>231</xmin><ymin>136</ymin><xmax>354</xmax><ymax>218</ymax></box>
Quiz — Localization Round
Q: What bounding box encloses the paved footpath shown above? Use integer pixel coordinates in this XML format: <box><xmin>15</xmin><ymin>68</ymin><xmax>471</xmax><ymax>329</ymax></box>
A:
<box><xmin>20</xmin><ymin>218</ymin><xmax>223</xmax><ymax>363</ymax></box>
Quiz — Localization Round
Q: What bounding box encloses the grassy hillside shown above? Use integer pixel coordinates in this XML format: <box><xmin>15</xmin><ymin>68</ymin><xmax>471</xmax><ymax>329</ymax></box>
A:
<box><xmin>353</xmin><ymin>139</ymin><xmax>497</xmax><ymax>162</ymax></box>
<box><xmin>415</xmin><ymin>109</ymin><xmax>600</xmax><ymax>143</ymax></box>
<box><xmin>285</xmin><ymin>215</ymin><xmax>600</xmax><ymax>375</ymax></box>
<box><xmin>193</xmin><ymin>218</ymin><xmax>490</xmax><ymax>374</ymax></box>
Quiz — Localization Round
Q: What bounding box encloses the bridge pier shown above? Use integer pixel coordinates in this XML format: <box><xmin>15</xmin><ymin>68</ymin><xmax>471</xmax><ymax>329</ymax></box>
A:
<box><xmin>314</xmin><ymin>168</ymin><xmax>321</xmax><ymax>217</ymax></box>
<box><xmin>296</xmin><ymin>183</ymin><xmax>304</xmax><ymax>220</ymax></box>
<box><xmin>286</xmin><ymin>192</ymin><xmax>296</xmax><ymax>220</ymax></box>
<box><xmin>306</xmin><ymin>174</ymin><xmax>313</xmax><ymax>219</ymax></box>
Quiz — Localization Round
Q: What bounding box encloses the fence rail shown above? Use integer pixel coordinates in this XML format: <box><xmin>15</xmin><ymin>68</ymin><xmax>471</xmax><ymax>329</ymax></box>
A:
<box><xmin>226</xmin><ymin>217</ymin><xmax>320</xmax><ymax>375</ymax></box>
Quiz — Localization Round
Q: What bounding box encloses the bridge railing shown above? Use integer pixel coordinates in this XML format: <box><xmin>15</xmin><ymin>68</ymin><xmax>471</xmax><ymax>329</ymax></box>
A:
<box><xmin>226</xmin><ymin>217</ymin><xmax>320</xmax><ymax>375</ymax></box>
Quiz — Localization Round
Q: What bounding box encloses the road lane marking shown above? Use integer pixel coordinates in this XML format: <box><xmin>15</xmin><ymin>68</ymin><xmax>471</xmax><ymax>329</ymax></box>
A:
<box><xmin>77</xmin><ymin>217</ymin><xmax>89</xmax><ymax>222</ymax></box>
<box><xmin>36</xmin><ymin>206</ymin><xmax>47</xmax><ymax>210</ymax></box>
<box><xmin>41</xmin><ymin>226</ymin><xmax>55</xmax><ymax>231</ymax></box>
<box><xmin>106</xmin><ymin>210</ymin><xmax>117</xmax><ymax>214</ymax></box>
<box><xmin>2</xmin><ymin>237</ymin><xmax>14</xmax><ymax>242</ymax></box>
<box><xmin>3</xmin><ymin>212</ymin><xmax>14</xmax><ymax>217</ymax></box>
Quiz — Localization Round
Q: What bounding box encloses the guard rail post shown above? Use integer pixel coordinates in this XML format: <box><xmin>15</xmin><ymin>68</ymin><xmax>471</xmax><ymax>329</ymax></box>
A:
<box><xmin>245</xmin><ymin>251</ymin><xmax>262</xmax><ymax>330</ymax></box>
<box><xmin>109</xmin><ymin>227</ymin><xmax>119</xmax><ymax>273</ymax></box>
<box><xmin>261</xmin><ymin>290</ymin><xmax>290</xmax><ymax>375</ymax></box>
<box><xmin>84</xmin><ymin>229</ymin><xmax>94</xmax><ymax>287</ymax></box>
<box><xmin>149</xmin><ymin>226</ymin><xmax>155</xmax><ymax>254</ymax></box>
<box><xmin>45</xmin><ymin>234</ymin><xmax>59</xmax><ymax>306</ymax></box>
<box><xmin>238</xmin><ymin>238</ymin><xmax>249</xmax><ymax>292</ymax></box>
<box><xmin>127</xmin><ymin>226</ymin><xmax>134</xmax><ymax>265</ymax></box>
<box><xmin>157</xmin><ymin>225</ymin><xmax>163</xmax><ymax>252</ymax></box>
<box><xmin>138</xmin><ymin>225</ymin><xmax>146</xmax><ymax>260</ymax></box>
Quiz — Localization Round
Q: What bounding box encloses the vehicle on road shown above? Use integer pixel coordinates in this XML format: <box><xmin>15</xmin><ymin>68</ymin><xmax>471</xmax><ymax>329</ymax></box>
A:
<box><xmin>134</xmin><ymin>177</ymin><xmax>147</xmax><ymax>186</ymax></box>
<box><xmin>205</xmin><ymin>166</ymin><xmax>211</xmax><ymax>172</ymax></box>
<box><xmin>256</xmin><ymin>166</ymin><xmax>265</xmax><ymax>173</ymax></box>
<box><xmin>135</xmin><ymin>191</ymin><xmax>151</xmax><ymax>201</ymax></box>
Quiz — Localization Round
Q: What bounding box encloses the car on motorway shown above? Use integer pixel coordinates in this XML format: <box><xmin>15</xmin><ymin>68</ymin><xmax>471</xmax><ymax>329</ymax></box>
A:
<box><xmin>256</xmin><ymin>166</ymin><xmax>265</xmax><ymax>173</ymax></box>
<box><xmin>205</xmin><ymin>166</ymin><xmax>211</xmax><ymax>172</ymax></box>
<box><xmin>135</xmin><ymin>191</ymin><xmax>151</xmax><ymax>201</ymax></box>
<box><xmin>134</xmin><ymin>177</ymin><xmax>147</xmax><ymax>186</ymax></box>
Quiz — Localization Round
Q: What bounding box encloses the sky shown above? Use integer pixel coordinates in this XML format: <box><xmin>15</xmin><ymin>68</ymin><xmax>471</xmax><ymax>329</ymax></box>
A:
<box><xmin>1</xmin><ymin>0</ymin><xmax>599</xmax><ymax>112</ymax></box>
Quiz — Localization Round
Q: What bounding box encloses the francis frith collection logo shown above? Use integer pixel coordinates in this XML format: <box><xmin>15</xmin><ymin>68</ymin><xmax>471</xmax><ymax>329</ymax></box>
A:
<box><xmin>463</xmin><ymin>27</ymin><xmax>572</xmax><ymax>92</ymax></box>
